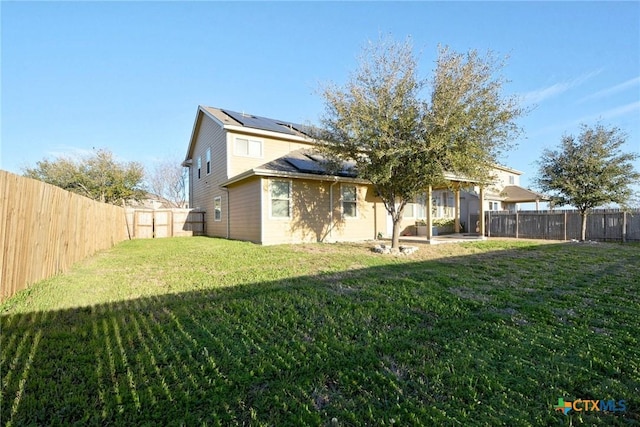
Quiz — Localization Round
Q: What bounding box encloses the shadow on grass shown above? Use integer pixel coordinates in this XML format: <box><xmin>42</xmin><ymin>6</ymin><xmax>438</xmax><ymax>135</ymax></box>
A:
<box><xmin>1</xmin><ymin>242</ymin><xmax>639</xmax><ymax>426</ymax></box>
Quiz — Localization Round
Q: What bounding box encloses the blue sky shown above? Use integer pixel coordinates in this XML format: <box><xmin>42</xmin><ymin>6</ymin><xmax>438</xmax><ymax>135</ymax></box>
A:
<box><xmin>2</xmin><ymin>1</ymin><xmax>639</xmax><ymax>196</ymax></box>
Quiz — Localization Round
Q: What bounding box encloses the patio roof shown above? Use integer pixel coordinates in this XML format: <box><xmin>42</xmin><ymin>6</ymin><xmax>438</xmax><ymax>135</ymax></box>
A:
<box><xmin>500</xmin><ymin>185</ymin><xmax>549</xmax><ymax>203</ymax></box>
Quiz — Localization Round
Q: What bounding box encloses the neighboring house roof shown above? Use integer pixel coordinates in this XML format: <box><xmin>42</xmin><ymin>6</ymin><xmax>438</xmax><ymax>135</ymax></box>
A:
<box><xmin>492</xmin><ymin>164</ymin><xmax>523</xmax><ymax>175</ymax></box>
<box><xmin>126</xmin><ymin>192</ymin><xmax>179</xmax><ymax>209</ymax></box>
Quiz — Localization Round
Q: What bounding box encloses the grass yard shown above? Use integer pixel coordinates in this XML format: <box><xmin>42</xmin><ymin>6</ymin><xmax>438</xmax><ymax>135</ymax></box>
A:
<box><xmin>1</xmin><ymin>237</ymin><xmax>639</xmax><ymax>426</ymax></box>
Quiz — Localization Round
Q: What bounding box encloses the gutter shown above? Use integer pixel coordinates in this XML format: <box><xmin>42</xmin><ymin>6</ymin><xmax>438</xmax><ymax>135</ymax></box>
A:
<box><xmin>221</xmin><ymin>168</ymin><xmax>369</xmax><ymax>188</ymax></box>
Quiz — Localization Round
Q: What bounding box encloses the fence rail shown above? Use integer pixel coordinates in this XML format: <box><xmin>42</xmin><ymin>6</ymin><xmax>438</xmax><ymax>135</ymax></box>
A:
<box><xmin>1</xmin><ymin>171</ymin><xmax>128</xmax><ymax>301</ymax></box>
<box><xmin>485</xmin><ymin>209</ymin><xmax>640</xmax><ymax>242</ymax></box>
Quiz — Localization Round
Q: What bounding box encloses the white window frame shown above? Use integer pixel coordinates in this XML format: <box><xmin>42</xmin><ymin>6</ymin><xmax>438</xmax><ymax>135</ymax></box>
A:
<box><xmin>269</xmin><ymin>179</ymin><xmax>291</xmax><ymax>219</ymax></box>
<box><xmin>234</xmin><ymin>137</ymin><xmax>263</xmax><ymax>158</ymax></box>
<box><xmin>214</xmin><ymin>196</ymin><xmax>221</xmax><ymax>221</ymax></box>
<box><xmin>509</xmin><ymin>175</ymin><xmax>515</xmax><ymax>185</ymax></box>
<box><xmin>341</xmin><ymin>184</ymin><xmax>358</xmax><ymax>219</ymax></box>
<box><xmin>197</xmin><ymin>156</ymin><xmax>202</xmax><ymax>179</ymax></box>
<box><xmin>206</xmin><ymin>148</ymin><xmax>211</xmax><ymax>175</ymax></box>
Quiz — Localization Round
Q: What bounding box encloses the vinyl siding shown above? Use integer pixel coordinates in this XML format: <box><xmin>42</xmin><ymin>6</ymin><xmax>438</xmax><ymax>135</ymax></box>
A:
<box><xmin>189</xmin><ymin>114</ymin><xmax>228</xmax><ymax>237</ymax></box>
<box><xmin>227</xmin><ymin>131</ymin><xmax>314</xmax><ymax>178</ymax></box>
<box><xmin>261</xmin><ymin>178</ymin><xmax>379</xmax><ymax>245</ymax></box>
<box><xmin>228</xmin><ymin>177</ymin><xmax>262</xmax><ymax>243</ymax></box>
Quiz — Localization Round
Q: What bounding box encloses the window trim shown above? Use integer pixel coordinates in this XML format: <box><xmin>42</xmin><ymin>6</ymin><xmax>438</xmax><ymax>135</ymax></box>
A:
<box><xmin>214</xmin><ymin>196</ymin><xmax>222</xmax><ymax>222</ymax></box>
<box><xmin>206</xmin><ymin>148</ymin><xmax>211</xmax><ymax>175</ymax></box>
<box><xmin>341</xmin><ymin>184</ymin><xmax>358</xmax><ymax>219</ymax></box>
<box><xmin>234</xmin><ymin>137</ymin><xmax>263</xmax><ymax>158</ymax></box>
<box><xmin>197</xmin><ymin>156</ymin><xmax>202</xmax><ymax>179</ymax></box>
<box><xmin>269</xmin><ymin>179</ymin><xmax>292</xmax><ymax>219</ymax></box>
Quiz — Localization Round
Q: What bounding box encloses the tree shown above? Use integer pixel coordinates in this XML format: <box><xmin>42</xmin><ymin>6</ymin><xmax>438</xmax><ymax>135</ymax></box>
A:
<box><xmin>146</xmin><ymin>157</ymin><xmax>188</xmax><ymax>208</ymax></box>
<box><xmin>317</xmin><ymin>37</ymin><xmax>524</xmax><ymax>248</ymax></box>
<box><xmin>23</xmin><ymin>149</ymin><xmax>145</xmax><ymax>205</ymax></box>
<box><xmin>536</xmin><ymin>123</ymin><xmax>640</xmax><ymax>241</ymax></box>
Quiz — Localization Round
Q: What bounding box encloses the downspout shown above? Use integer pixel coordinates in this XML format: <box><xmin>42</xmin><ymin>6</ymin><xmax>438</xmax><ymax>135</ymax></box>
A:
<box><xmin>329</xmin><ymin>178</ymin><xmax>339</xmax><ymax>241</ymax></box>
<box><xmin>222</xmin><ymin>187</ymin><xmax>230</xmax><ymax>239</ymax></box>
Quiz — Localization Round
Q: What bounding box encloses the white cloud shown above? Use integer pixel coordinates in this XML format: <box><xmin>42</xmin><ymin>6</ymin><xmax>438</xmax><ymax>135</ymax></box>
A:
<box><xmin>578</xmin><ymin>101</ymin><xmax>640</xmax><ymax>122</ymax></box>
<box><xmin>521</xmin><ymin>69</ymin><xmax>603</xmax><ymax>105</ymax></box>
<box><xmin>579</xmin><ymin>76</ymin><xmax>640</xmax><ymax>102</ymax></box>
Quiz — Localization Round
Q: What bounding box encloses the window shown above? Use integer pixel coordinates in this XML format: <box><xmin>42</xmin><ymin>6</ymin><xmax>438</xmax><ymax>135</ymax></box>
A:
<box><xmin>214</xmin><ymin>196</ymin><xmax>221</xmax><ymax>221</ymax></box>
<box><xmin>508</xmin><ymin>175</ymin><xmax>515</xmax><ymax>185</ymax></box>
<box><xmin>403</xmin><ymin>203</ymin><xmax>415</xmax><ymax>218</ymax></box>
<box><xmin>197</xmin><ymin>157</ymin><xmax>202</xmax><ymax>179</ymax></box>
<box><xmin>235</xmin><ymin>137</ymin><xmax>262</xmax><ymax>158</ymax></box>
<box><xmin>270</xmin><ymin>180</ymin><xmax>291</xmax><ymax>218</ymax></box>
<box><xmin>415</xmin><ymin>193</ymin><xmax>427</xmax><ymax>219</ymax></box>
<box><xmin>206</xmin><ymin>149</ymin><xmax>211</xmax><ymax>175</ymax></box>
<box><xmin>341</xmin><ymin>185</ymin><xmax>357</xmax><ymax>218</ymax></box>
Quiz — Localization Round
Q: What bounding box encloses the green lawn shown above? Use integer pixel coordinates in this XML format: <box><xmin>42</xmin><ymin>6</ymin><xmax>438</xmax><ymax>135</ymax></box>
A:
<box><xmin>1</xmin><ymin>237</ymin><xmax>638</xmax><ymax>426</ymax></box>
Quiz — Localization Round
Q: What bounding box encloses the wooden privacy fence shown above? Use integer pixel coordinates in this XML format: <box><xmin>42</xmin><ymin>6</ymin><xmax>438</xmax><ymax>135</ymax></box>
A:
<box><xmin>1</xmin><ymin>171</ymin><xmax>128</xmax><ymax>302</ymax></box>
<box><xmin>485</xmin><ymin>209</ymin><xmax>640</xmax><ymax>242</ymax></box>
<box><xmin>124</xmin><ymin>208</ymin><xmax>205</xmax><ymax>238</ymax></box>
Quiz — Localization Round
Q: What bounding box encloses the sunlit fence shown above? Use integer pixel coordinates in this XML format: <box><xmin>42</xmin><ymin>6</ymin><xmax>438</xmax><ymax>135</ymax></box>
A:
<box><xmin>124</xmin><ymin>208</ymin><xmax>205</xmax><ymax>239</ymax></box>
<box><xmin>485</xmin><ymin>209</ymin><xmax>640</xmax><ymax>242</ymax></box>
<box><xmin>0</xmin><ymin>171</ymin><xmax>128</xmax><ymax>301</ymax></box>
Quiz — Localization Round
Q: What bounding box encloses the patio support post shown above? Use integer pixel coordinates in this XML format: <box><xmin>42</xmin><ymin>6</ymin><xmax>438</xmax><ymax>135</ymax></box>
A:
<box><xmin>426</xmin><ymin>185</ymin><xmax>433</xmax><ymax>240</ymax></box>
<box><xmin>479</xmin><ymin>186</ymin><xmax>486</xmax><ymax>237</ymax></box>
<box><xmin>454</xmin><ymin>186</ymin><xmax>461</xmax><ymax>233</ymax></box>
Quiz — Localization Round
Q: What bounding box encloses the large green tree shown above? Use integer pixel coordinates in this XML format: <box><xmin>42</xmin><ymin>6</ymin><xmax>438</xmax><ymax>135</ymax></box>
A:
<box><xmin>318</xmin><ymin>38</ymin><xmax>524</xmax><ymax>248</ymax></box>
<box><xmin>536</xmin><ymin>123</ymin><xmax>640</xmax><ymax>241</ymax></box>
<box><xmin>23</xmin><ymin>149</ymin><xmax>146</xmax><ymax>205</ymax></box>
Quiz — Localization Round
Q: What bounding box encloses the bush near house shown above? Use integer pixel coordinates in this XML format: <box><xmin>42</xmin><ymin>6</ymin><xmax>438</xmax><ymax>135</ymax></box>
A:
<box><xmin>1</xmin><ymin>238</ymin><xmax>638</xmax><ymax>425</ymax></box>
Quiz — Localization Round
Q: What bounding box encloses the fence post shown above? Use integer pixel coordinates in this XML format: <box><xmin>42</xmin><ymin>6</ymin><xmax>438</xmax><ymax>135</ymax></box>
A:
<box><xmin>563</xmin><ymin>211</ymin><xmax>567</xmax><ymax>241</ymax></box>
<box><xmin>515</xmin><ymin>210</ymin><xmax>519</xmax><ymax>239</ymax></box>
<box><xmin>622</xmin><ymin>211</ymin><xmax>627</xmax><ymax>243</ymax></box>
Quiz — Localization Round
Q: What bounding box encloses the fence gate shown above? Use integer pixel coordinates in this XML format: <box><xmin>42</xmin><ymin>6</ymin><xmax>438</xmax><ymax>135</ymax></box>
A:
<box><xmin>126</xmin><ymin>209</ymin><xmax>205</xmax><ymax>239</ymax></box>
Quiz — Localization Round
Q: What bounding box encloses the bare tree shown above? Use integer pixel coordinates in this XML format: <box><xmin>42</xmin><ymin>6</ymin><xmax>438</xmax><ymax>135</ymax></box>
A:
<box><xmin>147</xmin><ymin>157</ymin><xmax>188</xmax><ymax>208</ymax></box>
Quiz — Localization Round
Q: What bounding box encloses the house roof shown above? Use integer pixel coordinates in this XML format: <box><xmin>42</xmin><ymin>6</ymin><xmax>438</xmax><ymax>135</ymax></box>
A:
<box><xmin>222</xmin><ymin>149</ymin><xmax>368</xmax><ymax>187</ymax></box>
<box><xmin>183</xmin><ymin>106</ymin><xmax>316</xmax><ymax>165</ymax></box>
<box><xmin>500</xmin><ymin>185</ymin><xmax>549</xmax><ymax>203</ymax></box>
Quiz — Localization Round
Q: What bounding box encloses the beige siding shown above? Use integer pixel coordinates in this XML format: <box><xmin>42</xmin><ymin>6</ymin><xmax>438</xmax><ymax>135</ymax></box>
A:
<box><xmin>261</xmin><ymin>178</ymin><xmax>379</xmax><ymax>245</ymax></box>
<box><xmin>488</xmin><ymin>167</ymin><xmax>521</xmax><ymax>192</ymax></box>
<box><xmin>228</xmin><ymin>177</ymin><xmax>262</xmax><ymax>243</ymax></box>
<box><xmin>190</xmin><ymin>114</ymin><xmax>228</xmax><ymax>237</ymax></box>
<box><xmin>227</xmin><ymin>131</ymin><xmax>314</xmax><ymax>178</ymax></box>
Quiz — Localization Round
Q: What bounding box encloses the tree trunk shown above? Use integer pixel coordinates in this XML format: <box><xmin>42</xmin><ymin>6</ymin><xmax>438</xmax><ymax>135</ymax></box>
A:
<box><xmin>391</xmin><ymin>217</ymin><xmax>401</xmax><ymax>249</ymax></box>
<box><xmin>580</xmin><ymin>211</ymin><xmax>588</xmax><ymax>241</ymax></box>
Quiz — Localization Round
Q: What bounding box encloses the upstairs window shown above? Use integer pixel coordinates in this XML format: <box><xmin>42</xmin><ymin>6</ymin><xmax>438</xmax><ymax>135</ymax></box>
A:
<box><xmin>197</xmin><ymin>157</ymin><xmax>202</xmax><ymax>179</ymax></box>
<box><xmin>206</xmin><ymin>149</ymin><xmax>211</xmax><ymax>175</ymax></box>
<box><xmin>235</xmin><ymin>137</ymin><xmax>262</xmax><ymax>158</ymax></box>
<box><xmin>341</xmin><ymin>185</ymin><xmax>357</xmax><ymax>218</ymax></box>
<box><xmin>270</xmin><ymin>180</ymin><xmax>291</xmax><ymax>218</ymax></box>
<box><xmin>509</xmin><ymin>175</ymin><xmax>515</xmax><ymax>185</ymax></box>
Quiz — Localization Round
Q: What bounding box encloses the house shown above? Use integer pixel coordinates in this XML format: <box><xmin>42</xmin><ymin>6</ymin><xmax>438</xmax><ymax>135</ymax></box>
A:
<box><xmin>183</xmin><ymin>105</ymin><xmax>544</xmax><ymax>244</ymax></box>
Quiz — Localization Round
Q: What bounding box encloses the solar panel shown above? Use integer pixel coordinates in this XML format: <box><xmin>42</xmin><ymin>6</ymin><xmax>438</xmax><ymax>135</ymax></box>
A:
<box><xmin>285</xmin><ymin>157</ymin><xmax>326</xmax><ymax>174</ymax></box>
<box><xmin>221</xmin><ymin>109</ymin><xmax>299</xmax><ymax>135</ymax></box>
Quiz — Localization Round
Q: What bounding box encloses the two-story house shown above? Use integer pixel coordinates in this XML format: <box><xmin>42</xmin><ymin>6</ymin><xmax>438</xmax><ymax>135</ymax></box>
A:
<box><xmin>183</xmin><ymin>105</ymin><xmax>545</xmax><ymax>244</ymax></box>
